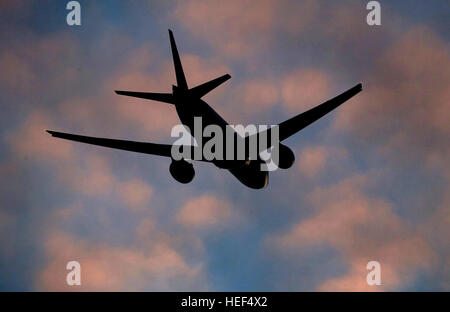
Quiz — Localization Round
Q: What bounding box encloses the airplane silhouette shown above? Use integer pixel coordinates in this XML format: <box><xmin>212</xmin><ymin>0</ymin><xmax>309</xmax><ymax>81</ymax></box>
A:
<box><xmin>47</xmin><ymin>30</ymin><xmax>362</xmax><ymax>189</ymax></box>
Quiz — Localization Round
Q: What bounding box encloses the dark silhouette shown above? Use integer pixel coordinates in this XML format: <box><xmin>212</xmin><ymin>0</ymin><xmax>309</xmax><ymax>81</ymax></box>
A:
<box><xmin>47</xmin><ymin>30</ymin><xmax>362</xmax><ymax>189</ymax></box>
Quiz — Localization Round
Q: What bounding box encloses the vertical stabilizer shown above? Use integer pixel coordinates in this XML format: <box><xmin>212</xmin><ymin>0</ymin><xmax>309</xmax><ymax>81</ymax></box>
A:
<box><xmin>169</xmin><ymin>29</ymin><xmax>188</xmax><ymax>90</ymax></box>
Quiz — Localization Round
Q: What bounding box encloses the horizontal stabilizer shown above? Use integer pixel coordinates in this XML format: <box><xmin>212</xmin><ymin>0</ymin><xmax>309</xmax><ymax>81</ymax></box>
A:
<box><xmin>189</xmin><ymin>74</ymin><xmax>231</xmax><ymax>98</ymax></box>
<box><xmin>115</xmin><ymin>91</ymin><xmax>175</xmax><ymax>104</ymax></box>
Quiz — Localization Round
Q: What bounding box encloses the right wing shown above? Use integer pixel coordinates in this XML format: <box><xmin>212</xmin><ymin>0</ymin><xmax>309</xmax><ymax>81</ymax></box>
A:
<box><xmin>46</xmin><ymin>130</ymin><xmax>190</xmax><ymax>158</ymax></box>
<box><xmin>246</xmin><ymin>83</ymin><xmax>362</xmax><ymax>148</ymax></box>
<box><xmin>277</xmin><ymin>83</ymin><xmax>362</xmax><ymax>141</ymax></box>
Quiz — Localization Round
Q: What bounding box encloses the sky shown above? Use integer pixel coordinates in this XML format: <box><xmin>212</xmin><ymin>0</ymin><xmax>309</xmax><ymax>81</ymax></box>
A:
<box><xmin>0</xmin><ymin>0</ymin><xmax>449</xmax><ymax>291</ymax></box>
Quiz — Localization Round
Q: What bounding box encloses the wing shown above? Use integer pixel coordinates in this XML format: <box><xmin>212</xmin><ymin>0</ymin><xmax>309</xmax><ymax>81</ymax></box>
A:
<box><xmin>47</xmin><ymin>130</ymin><xmax>180</xmax><ymax>158</ymax></box>
<box><xmin>247</xmin><ymin>83</ymin><xmax>362</xmax><ymax>148</ymax></box>
<box><xmin>278</xmin><ymin>83</ymin><xmax>362</xmax><ymax>141</ymax></box>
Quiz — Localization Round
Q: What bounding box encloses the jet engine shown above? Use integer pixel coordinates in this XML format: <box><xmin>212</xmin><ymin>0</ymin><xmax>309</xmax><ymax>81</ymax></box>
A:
<box><xmin>169</xmin><ymin>159</ymin><xmax>195</xmax><ymax>183</ymax></box>
<box><xmin>277</xmin><ymin>144</ymin><xmax>295</xmax><ymax>169</ymax></box>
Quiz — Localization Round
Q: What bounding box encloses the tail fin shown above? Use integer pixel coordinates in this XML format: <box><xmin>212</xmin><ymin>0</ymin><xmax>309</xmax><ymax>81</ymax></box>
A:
<box><xmin>115</xmin><ymin>31</ymin><xmax>230</xmax><ymax>103</ymax></box>
<box><xmin>114</xmin><ymin>91</ymin><xmax>174</xmax><ymax>104</ymax></box>
<box><xmin>169</xmin><ymin>29</ymin><xmax>188</xmax><ymax>90</ymax></box>
<box><xmin>189</xmin><ymin>74</ymin><xmax>231</xmax><ymax>98</ymax></box>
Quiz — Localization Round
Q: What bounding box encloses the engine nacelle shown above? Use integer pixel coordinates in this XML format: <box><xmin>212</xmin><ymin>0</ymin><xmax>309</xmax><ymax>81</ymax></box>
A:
<box><xmin>277</xmin><ymin>144</ymin><xmax>295</xmax><ymax>169</ymax></box>
<box><xmin>169</xmin><ymin>159</ymin><xmax>195</xmax><ymax>184</ymax></box>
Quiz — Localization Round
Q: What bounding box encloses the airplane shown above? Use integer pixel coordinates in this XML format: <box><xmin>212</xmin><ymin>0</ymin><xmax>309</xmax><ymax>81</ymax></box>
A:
<box><xmin>47</xmin><ymin>30</ymin><xmax>362</xmax><ymax>189</ymax></box>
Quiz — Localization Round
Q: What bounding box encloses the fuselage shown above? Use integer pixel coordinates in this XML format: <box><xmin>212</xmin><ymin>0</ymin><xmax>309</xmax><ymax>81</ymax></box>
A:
<box><xmin>173</xmin><ymin>89</ymin><xmax>269</xmax><ymax>189</ymax></box>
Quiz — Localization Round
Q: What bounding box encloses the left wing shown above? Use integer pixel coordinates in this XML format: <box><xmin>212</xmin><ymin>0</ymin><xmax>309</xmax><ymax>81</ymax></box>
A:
<box><xmin>47</xmin><ymin>130</ymin><xmax>182</xmax><ymax>158</ymax></box>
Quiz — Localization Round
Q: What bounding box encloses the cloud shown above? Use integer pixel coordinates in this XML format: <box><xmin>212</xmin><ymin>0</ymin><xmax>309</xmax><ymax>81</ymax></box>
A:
<box><xmin>117</xmin><ymin>179</ymin><xmax>154</xmax><ymax>211</ymax></box>
<box><xmin>7</xmin><ymin>110</ymin><xmax>117</xmax><ymax>196</ymax></box>
<box><xmin>297</xmin><ymin>146</ymin><xmax>330</xmax><ymax>179</ymax></box>
<box><xmin>333</xmin><ymin>26</ymin><xmax>450</xmax><ymax>165</ymax></box>
<box><xmin>0</xmin><ymin>51</ymin><xmax>37</xmax><ymax>95</ymax></box>
<box><xmin>273</xmin><ymin>173</ymin><xmax>435</xmax><ymax>291</ymax></box>
<box><xmin>277</xmin><ymin>0</ymin><xmax>320</xmax><ymax>35</ymax></box>
<box><xmin>0</xmin><ymin>32</ymin><xmax>80</xmax><ymax>98</ymax></box>
<box><xmin>60</xmin><ymin>154</ymin><xmax>117</xmax><ymax>197</ymax></box>
<box><xmin>38</xmin><ymin>226</ymin><xmax>207</xmax><ymax>291</ymax></box>
<box><xmin>181</xmin><ymin>54</ymin><xmax>232</xmax><ymax>88</ymax></box>
<box><xmin>176</xmin><ymin>195</ymin><xmax>231</xmax><ymax>228</ymax></box>
<box><xmin>229</xmin><ymin>79</ymin><xmax>280</xmax><ymax>117</ymax></box>
<box><xmin>7</xmin><ymin>111</ymin><xmax>74</xmax><ymax>162</ymax></box>
<box><xmin>281</xmin><ymin>69</ymin><xmax>332</xmax><ymax>113</ymax></box>
<box><xmin>174</xmin><ymin>0</ymin><xmax>277</xmax><ymax>58</ymax></box>
<box><xmin>297</xmin><ymin>146</ymin><xmax>349</xmax><ymax>179</ymax></box>
<box><xmin>219</xmin><ymin>67</ymin><xmax>333</xmax><ymax>121</ymax></box>
<box><xmin>7</xmin><ymin>107</ymin><xmax>208</xmax><ymax>292</ymax></box>
<box><xmin>8</xmin><ymin>110</ymin><xmax>156</xmax><ymax>206</ymax></box>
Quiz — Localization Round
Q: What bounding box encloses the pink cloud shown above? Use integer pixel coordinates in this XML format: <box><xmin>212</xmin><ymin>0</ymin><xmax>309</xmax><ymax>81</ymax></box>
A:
<box><xmin>8</xmin><ymin>110</ymin><xmax>158</xmax><ymax>204</ymax></box>
<box><xmin>174</xmin><ymin>0</ymin><xmax>277</xmax><ymax>58</ymax></box>
<box><xmin>181</xmin><ymin>54</ymin><xmax>232</xmax><ymax>88</ymax></box>
<box><xmin>38</xmin><ymin>227</ymin><xmax>207</xmax><ymax>291</ymax></box>
<box><xmin>333</xmin><ymin>26</ymin><xmax>450</xmax><ymax>164</ymax></box>
<box><xmin>59</xmin><ymin>154</ymin><xmax>117</xmax><ymax>197</ymax></box>
<box><xmin>297</xmin><ymin>146</ymin><xmax>330</xmax><ymax>179</ymax></box>
<box><xmin>8</xmin><ymin>110</ymin><xmax>74</xmax><ymax>162</ymax></box>
<box><xmin>277</xmin><ymin>0</ymin><xmax>320</xmax><ymax>35</ymax></box>
<box><xmin>176</xmin><ymin>195</ymin><xmax>231</xmax><ymax>228</ymax></box>
<box><xmin>273</xmin><ymin>174</ymin><xmax>435</xmax><ymax>291</ymax></box>
<box><xmin>0</xmin><ymin>51</ymin><xmax>37</xmax><ymax>94</ymax></box>
<box><xmin>6</xmin><ymin>102</ymin><xmax>212</xmax><ymax>291</ymax></box>
<box><xmin>281</xmin><ymin>69</ymin><xmax>332</xmax><ymax>113</ymax></box>
<box><xmin>117</xmin><ymin>179</ymin><xmax>154</xmax><ymax>211</ymax></box>
<box><xmin>297</xmin><ymin>146</ymin><xmax>349</xmax><ymax>179</ymax></box>
<box><xmin>218</xmin><ymin>68</ymin><xmax>333</xmax><ymax>122</ymax></box>
<box><xmin>238</xmin><ymin>79</ymin><xmax>280</xmax><ymax>115</ymax></box>
<box><xmin>1</xmin><ymin>32</ymin><xmax>80</xmax><ymax>95</ymax></box>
